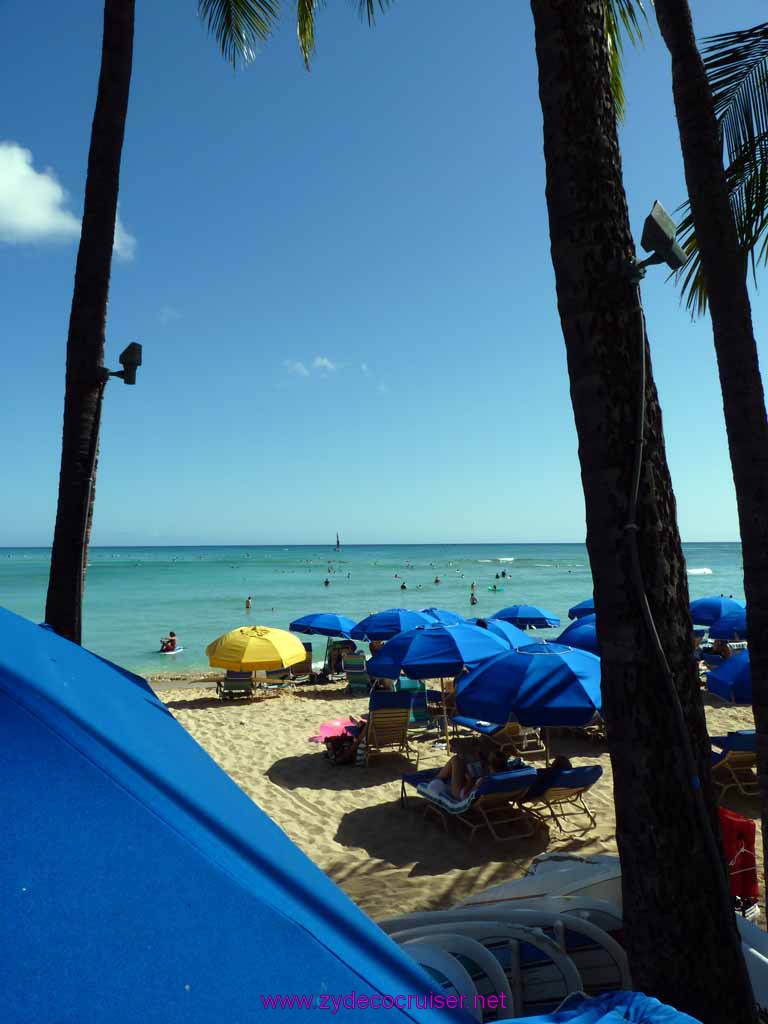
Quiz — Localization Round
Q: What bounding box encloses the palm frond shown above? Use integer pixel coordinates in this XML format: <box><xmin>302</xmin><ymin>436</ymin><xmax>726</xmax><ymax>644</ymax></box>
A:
<box><xmin>353</xmin><ymin>0</ymin><xmax>393</xmax><ymax>26</ymax></box>
<box><xmin>677</xmin><ymin>23</ymin><xmax>768</xmax><ymax>313</ymax></box>
<box><xmin>297</xmin><ymin>0</ymin><xmax>320</xmax><ymax>68</ymax></box>
<box><xmin>604</xmin><ymin>0</ymin><xmax>649</xmax><ymax>123</ymax></box>
<box><xmin>198</xmin><ymin>0</ymin><xmax>280</xmax><ymax>66</ymax></box>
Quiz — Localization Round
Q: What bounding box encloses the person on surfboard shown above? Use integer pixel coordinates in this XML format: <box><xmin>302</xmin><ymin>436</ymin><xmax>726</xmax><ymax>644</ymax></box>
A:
<box><xmin>160</xmin><ymin>631</ymin><xmax>177</xmax><ymax>652</ymax></box>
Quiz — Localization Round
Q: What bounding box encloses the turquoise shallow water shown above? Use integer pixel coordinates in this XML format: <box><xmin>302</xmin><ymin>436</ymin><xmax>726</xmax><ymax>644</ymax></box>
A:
<box><xmin>0</xmin><ymin>542</ymin><xmax>744</xmax><ymax>675</ymax></box>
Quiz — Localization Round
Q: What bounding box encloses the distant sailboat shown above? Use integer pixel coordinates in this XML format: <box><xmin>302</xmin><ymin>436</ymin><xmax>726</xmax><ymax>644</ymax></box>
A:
<box><xmin>335</xmin><ymin>532</ymin><xmax>341</xmax><ymax>552</ymax></box>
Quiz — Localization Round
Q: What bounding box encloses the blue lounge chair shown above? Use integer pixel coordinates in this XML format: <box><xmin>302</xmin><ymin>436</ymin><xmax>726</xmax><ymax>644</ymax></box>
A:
<box><xmin>452</xmin><ymin>715</ymin><xmax>545</xmax><ymax>756</ymax></box>
<box><xmin>521</xmin><ymin>765</ymin><xmax>603</xmax><ymax>833</ymax></box>
<box><xmin>711</xmin><ymin>731</ymin><xmax>758</xmax><ymax>799</ymax></box>
<box><xmin>400</xmin><ymin>764</ymin><xmax>538</xmax><ymax>841</ymax></box>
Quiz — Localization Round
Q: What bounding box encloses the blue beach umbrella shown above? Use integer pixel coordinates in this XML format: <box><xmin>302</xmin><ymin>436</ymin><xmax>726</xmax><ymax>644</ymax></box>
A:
<box><xmin>456</xmin><ymin>641</ymin><xmax>602</xmax><ymax>727</ymax></box>
<box><xmin>0</xmin><ymin>607</ymin><xmax>460</xmax><ymax>1024</ymax></box>
<box><xmin>568</xmin><ymin>598</ymin><xmax>595</xmax><ymax>620</ymax></box>
<box><xmin>707</xmin><ymin>650</ymin><xmax>752</xmax><ymax>704</ymax></box>
<box><xmin>367</xmin><ymin>623</ymin><xmax>508</xmax><ymax>680</ymax></box>
<box><xmin>557</xmin><ymin>613</ymin><xmax>600</xmax><ymax>656</ymax></box>
<box><xmin>466</xmin><ymin>617</ymin><xmax>531</xmax><ymax>649</ymax></box>
<box><xmin>288</xmin><ymin>612</ymin><xmax>356</xmax><ymax>637</ymax></box>
<box><xmin>493</xmin><ymin>604</ymin><xmax>561</xmax><ymax>629</ymax></box>
<box><xmin>689</xmin><ymin>595</ymin><xmax>745</xmax><ymax>626</ymax></box>
<box><xmin>709</xmin><ymin>609</ymin><xmax>748</xmax><ymax>641</ymax></box>
<box><xmin>351</xmin><ymin>608</ymin><xmax>432</xmax><ymax>641</ymax></box>
<box><xmin>420</xmin><ymin>607</ymin><xmax>465</xmax><ymax>626</ymax></box>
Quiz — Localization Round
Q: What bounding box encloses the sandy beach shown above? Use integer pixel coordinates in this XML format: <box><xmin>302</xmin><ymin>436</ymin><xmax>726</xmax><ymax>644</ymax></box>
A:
<box><xmin>153</xmin><ymin>675</ymin><xmax>761</xmax><ymax>921</ymax></box>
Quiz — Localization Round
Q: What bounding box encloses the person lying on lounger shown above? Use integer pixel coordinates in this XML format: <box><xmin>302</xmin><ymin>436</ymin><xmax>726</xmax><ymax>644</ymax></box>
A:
<box><xmin>430</xmin><ymin>749</ymin><xmax>509</xmax><ymax>800</ymax></box>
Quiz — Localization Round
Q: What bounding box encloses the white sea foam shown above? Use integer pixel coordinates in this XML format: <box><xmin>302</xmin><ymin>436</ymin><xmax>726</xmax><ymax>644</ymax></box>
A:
<box><xmin>478</xmin><ymin>557</ymin><xmax>515</xmax><ymax>563</ymax></box>
<box><xmin>688</xmin><ymin>567</ymin><xmax>713</xmax><ymax>575</ymax></box>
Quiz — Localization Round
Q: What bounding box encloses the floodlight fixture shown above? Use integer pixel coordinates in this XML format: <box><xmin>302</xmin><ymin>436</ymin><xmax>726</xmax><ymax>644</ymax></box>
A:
<box><xmin>102</xmin><ymin>342</ymin><xmax>143</xmax><ymax>385</ymax></box>
<box><xmin>637</xmin><ymin>200</ymin><xmax>687</xmax><ymax>273</ymax></box>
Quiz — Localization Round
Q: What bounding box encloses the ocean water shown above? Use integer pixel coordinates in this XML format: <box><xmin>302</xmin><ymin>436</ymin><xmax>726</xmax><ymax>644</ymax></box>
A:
<box><xmin>0</xmin><ymin>543</ymin><xmax>744</xmax><ymax>675</ymax></box>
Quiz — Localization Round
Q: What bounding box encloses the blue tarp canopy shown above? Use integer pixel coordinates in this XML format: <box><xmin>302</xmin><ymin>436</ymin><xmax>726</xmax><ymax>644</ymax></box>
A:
<box><xmin>707</xmin><ymin>649</ymin><xmax>752</xmax><ymax>705</ymax></box>
<box><xmin>456</xmin><ymin>642</ymin><xmax>602</xmax><ymax>727</ymax></box>
<box><xmin>709</xmin><ymin>609</ymin><xmax>747</xmax><ymax>641</ymax></box>
<box><xmin>351</xmin><ymin>608</ymin><xmax>433</xmax><ymax>641</ymax></box>
<box><xmin>689</xmin><ymin>595</ymin><xmax>744</xmax><ymax>626</ymax></box>
<box><xmin>0</xmin><ymin>607</ymin><xmax>464</xmax><ymax>1023</ymax></box>
<box><xmin>557</xmin><ymin>613</ymin><xmax>599</xmax><ymax>656</ymax></box>
<box><xmin>516</xmin><ymin>991</ymin><xmax>700</xmax><ymax>1023</ymax></box>
<box><xmin>466</xmin><ymin>617</ymin><xmax>530</xmax><ymax>649</ymax></box>
<box><xmin>289</xmin><ymin>611</ymin><xmax>356</xmax><ymax>637</ymax></box>
<box><xmin>419</xmin><ymin>607</ymin><xmax>465</xmax><ymax>626</ymax></box>
<box><xmin>493</xmin><ymin>604</ymin><xmax>560</xmax><ymax>629</ymax></box>
<box><xmin>567</xmin><ymin>598</ymin><xmax>594</xmax><ymax>620</ymax></box>
<box><xmin>367</xmin><ymin>623</ymin><xmax>508</xmax><ymax>680</ymax></box>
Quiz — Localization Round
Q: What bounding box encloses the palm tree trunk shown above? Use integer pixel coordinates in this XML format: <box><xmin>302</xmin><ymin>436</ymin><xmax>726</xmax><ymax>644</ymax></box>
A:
<box><xmin>45</xmin><ymin>0</ymin><xmax>135</xmax><ymax>643</ymax></box>
<box><xmin>654</xmin><ymin>0</ymin><xmax>768</xmax><ymax>910</ymax></box>
<box><xmin>530</xmin><ymin>1</ymin><xmax>754</xmax><ymax>1020</ymax></box>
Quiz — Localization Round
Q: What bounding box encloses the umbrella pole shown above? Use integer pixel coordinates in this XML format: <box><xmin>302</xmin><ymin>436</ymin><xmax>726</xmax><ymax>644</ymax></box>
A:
<box><xmin>324</xmin><ymin>636</ymin><xmax>331</xmax><ymax>677</ymax></box>
<box><xmin>441</xmin><ymin>677</ymin><xmax>450</xmax><ymax>752</ymax></box>
<box><xmin>545</xmin><ymin>728</ymin><xmax>550</xmax><ymax>767</ymax></box>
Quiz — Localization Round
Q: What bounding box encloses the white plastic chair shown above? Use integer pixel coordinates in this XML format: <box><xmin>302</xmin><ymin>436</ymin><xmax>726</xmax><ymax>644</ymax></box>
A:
<box><xmin>399</xmin><ymin>942</ymin><xmax>481</xmax><ymax>1020</ymax></box>
<box><xmin>404</xmin><ymin>933</ymin><xmax>514</xmax><ymax>1019</ymax></box>
<box><xmin>381</xmin><ymin>906</ymin><xmax>629</xmax><ymax>994</ymax></box>
<box><xmin>391</xmin><ymin>920</ymin><xmax>581</xmax><ymax>1017</ymax></box>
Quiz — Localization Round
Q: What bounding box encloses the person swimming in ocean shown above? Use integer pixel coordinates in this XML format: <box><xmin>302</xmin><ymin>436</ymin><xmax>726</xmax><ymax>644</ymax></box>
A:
<box><xmin>400</xmin><ymin>581</ymin><xmax>407</xmax><ymax>590</ymax></box>
<box><xmin>470</xmin><ymin>593</ymin><xmax>478</xmax><ymax>606</ymax></box>
<box><xmin>323</xmin><ymin>578</ymin><xmax>330</xmax><ymax>587</ymax></box>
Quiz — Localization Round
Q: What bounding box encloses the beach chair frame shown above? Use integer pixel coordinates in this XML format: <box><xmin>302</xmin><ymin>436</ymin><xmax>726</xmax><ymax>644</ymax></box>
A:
<box><xmin>216</xmin><ymin>670</ymin><xmax>255</xmax><ymax>700</ymax></box>
<box><xmin>526</xmin><ymin>784</ymin><xmax>598</xmax><ymax>834</ymax></box>
<box><xmin>400</xmin><ymin>773</ymin><xmax>536</xmax><ymax>843</ymax></box>
<box><xmin>363</xmin><ymin>707</ymin><xmax>419</xmax><ymax>767</ymax></box>
<box><xmin>712</xmin><ymin>750</ymin><xmax>759</xmax><ymax>800</ymax></box>
<box><xmin>343</xmin><ymin>653</ymin><xmax>371</xmax><ymax>696</ymax></box>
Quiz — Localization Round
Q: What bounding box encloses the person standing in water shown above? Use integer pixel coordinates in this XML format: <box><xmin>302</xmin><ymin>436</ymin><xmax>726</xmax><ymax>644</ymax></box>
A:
<box><xmin>245</xmin><ymin>595</ymin><xmax>252</xmax><ymax>611</ymax></box>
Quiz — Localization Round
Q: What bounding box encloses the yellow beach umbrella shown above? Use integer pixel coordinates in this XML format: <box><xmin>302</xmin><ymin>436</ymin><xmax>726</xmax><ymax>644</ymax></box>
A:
<box><xmin>206</xmin><ymin>626</ymin><xmax>306</xmax><ymax>671</ymax></box>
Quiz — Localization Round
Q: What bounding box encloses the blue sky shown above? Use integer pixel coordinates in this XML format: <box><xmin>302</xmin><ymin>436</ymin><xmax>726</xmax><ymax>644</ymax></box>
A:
<box><xmin>2</xmin><ymin>0</ymin><xmax>766</xmax><ymax>545</ymax></box>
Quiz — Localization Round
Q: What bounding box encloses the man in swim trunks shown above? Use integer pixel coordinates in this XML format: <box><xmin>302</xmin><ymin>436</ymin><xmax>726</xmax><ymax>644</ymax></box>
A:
<box><xmin>160</xmin><ymin>631</ymin><xmax>177</xmax><ymax>652</ymax></box>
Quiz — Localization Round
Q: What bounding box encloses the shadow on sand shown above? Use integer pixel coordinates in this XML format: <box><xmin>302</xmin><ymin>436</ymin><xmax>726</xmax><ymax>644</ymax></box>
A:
<box><xmin>333</xmin><ymin>797</ymin><xmax>597</xmax><ymax>882</ymax></box>
<box><xmin>267</xmin><ymin>749</ymin><xmax>420</xmax><ymax>792</ymax></box>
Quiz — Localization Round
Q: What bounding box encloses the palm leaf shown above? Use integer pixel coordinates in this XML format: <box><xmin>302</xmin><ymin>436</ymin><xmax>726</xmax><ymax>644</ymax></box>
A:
<box><xmin>354</xmin><ymin>0</ymin><xmax>393</xmax><ymax>26</ymax></box>
<box><xmin>198</xmin><ymin>0</ymin><xmax>280</xmax><ymax>66</ymax></box>
<box><xmin>605</xmin><ymin>0</ymin><xmax>650</xmax><ymax>123</ymax></box>
<box><xmin>676</xmin><ymin>23</ymin><xmax>768</xmax><ymax>314</ymax></box>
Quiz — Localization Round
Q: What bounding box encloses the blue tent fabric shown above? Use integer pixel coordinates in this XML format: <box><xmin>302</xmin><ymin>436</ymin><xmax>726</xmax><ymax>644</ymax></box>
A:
<box><xmin>689</xmin><ymin>596</ymin><xmax>744</xmax><ymax>627</ymax></box>
<box><xmin>706</xmin><ymin>650</ymin><xmax>752</xmax><ymax>705</ymax></box>
<box><xmin>289</xmin><ymin>612</ymin><xmax>356</xmax><ymax>637</ymax></box>
<box><xmin>456</xmin><ymin>642</ymin><xmax>602</xmax><ymax>727</ymax></box>
<box><xmin>419</xmin><ymin>607</ymin><xmax>465</xmax><ymax>625</ymax></box>
<box><xmin>708</xmin><ymin>609</ymin><xmax>747</xmax><ymax>640</ymax></box>
<box><xmin>557</xmin><ymin>613</ymin><xmax>599</xmax><ymax>655</ymax></box>
<box><xmin>493</xmin><ymin>604</ymin><xmax>560</xmax><ymax>628</ymax></box>
<box><xmin>0</xmin><ymin>607</ymin><xmax>466</xmax><ymax>1024</ymax></box>
<box><xmin>466</xmin><ymin>617</ymin><xmax>531</xmax><ymax>649</ymax></box>
<box><xmin>367</xmin><ymin>623</ymin><xmax>508</xmax><ymax>680</ymax></box>
<box><xmin>351</xmin><ymin>608</ymin><xmax>433</xmax><ymax>641</ymax></box>
<box><xmin>514</xmin><ymin>990</ymin><xmax>701</xmax><ymax>1023</ymax></box>
<box><xmin>567</xmin><ymin>598</ymin><xmax>595</xmax><ymax>620</ymax></box>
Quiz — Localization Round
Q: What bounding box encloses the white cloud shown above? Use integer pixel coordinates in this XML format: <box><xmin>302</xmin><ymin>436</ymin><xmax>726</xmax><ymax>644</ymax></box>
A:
<box><xmin>159</xmin><ymin>305</ymin><xmax>181</xmax><ymax>324</ymax></box>
<box><xmin>361</xmin><ymin>362</ymin><xmax>371</xmax><ymax>376</ymax></box>
<box><xmin>0</xmin><ymin>141</ymin><xmax>136</xmax><ymax>260</ymax></box>
<box><xmin>285</xmin><ymin>360</ymin><xmax>310</xmax><ymax>377</ymax></box>
<box><xmin>313</xmin><ymin>356</ymin><xmax>337</xmax><ymax>372</ymax></box>
<box><xmin>0</xmin><ymin>141</ymin><xmax>80</xmax><ymax>243</ymax></box>
<box><xmin>113</xmin><ymin>213</ymin><xmax>136</xmax><ymax>261</ymax></box>
<box><xmin>377</xmin><ymin>381</ymin><xmax>389</xmax><ymax>395</ymax></box>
